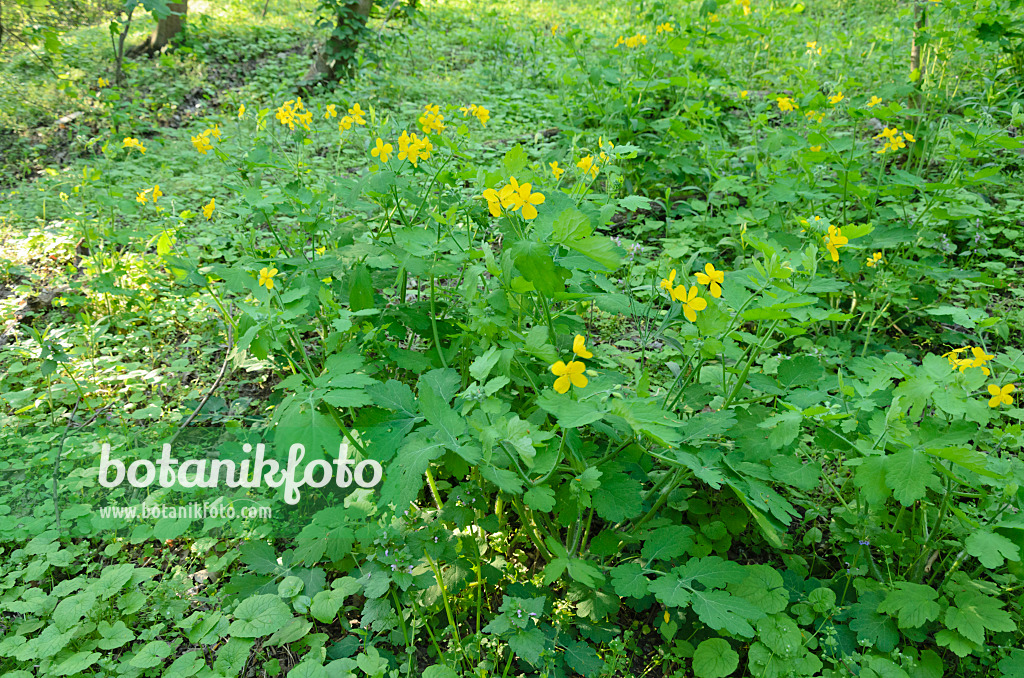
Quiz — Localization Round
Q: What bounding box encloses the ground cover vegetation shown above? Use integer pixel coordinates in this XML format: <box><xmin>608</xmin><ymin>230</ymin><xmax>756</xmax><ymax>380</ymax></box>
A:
<box><xmin>2</xmin><ymin>0</ymin><xmax>1024</xmax><ymax>675</ymax></box>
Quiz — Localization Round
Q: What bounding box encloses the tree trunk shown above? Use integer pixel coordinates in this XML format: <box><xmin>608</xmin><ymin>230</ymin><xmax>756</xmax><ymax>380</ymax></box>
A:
<box><xmin>131</xmin><ymin>0</ymin><xmax>187</xmax><ymax>56</ymax></box>
<box><xmin>302</xmin><ymin>0</ymin><xmax>373</xmax><ymax>85</ymax></box>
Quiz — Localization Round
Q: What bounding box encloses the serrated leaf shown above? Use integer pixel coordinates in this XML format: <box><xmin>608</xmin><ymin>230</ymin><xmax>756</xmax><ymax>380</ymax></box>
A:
<box><xmin>562</xmin><ymin>638</ymin><xmax>603</xmax><ymax>677</ymax></box>
<box><xmin>610</xmin><ymin>563</ymin><xmax>649</xmax><ymax>598</ymax></box>
<box><xmin>885</xmin><ymin>449</ymin><xmax>939</xmax><ymax>506</ymax></box>
<box><xmin>641</xmin><ymin>526</ymin><xmax>695</xmax><ymax>563</ymax></box>
<box><xmin>877</xmin><ymin>582</ymin><xmax>940</xmax><ymax>628</ymax></box>
<box><xmin>964</xmin><ymin>530</ymin><xmax>1020</xmax><ymax>568</ymax></box>
<box><xmin>690</xmin><ymin>589</ymin><xmax>763</xmax><ymax>637</ymax></box>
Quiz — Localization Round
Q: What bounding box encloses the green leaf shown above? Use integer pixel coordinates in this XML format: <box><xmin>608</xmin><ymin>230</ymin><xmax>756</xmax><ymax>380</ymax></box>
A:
<box><xmin>562</xmin><ymin>638</ymin><xmax>603</xmax><ymax>677</ymax></box>
<box><xmin>730</xmin><ymin>565</ymin><xmax>788</xmax><ymax>614</ymax></box>
<box><xmin>649</xmin><ymin>573</ymin><xmax>692</xmax><ymax>607</ymax></box>
<box><xmin>53</xmin><ymin>651</ymin><xmax>102</xmax><ymax>676</ymax></box>
<box><xmin>641</xmin><ymin>526</ymin><xmax>695</xmax><ymax>563</ymax></box>
<box><xmin>850</xmin><ymin>591</ymin><xmax>899</xmax><ymax>652</ymax></box>
<box><xmin>885</xmin><ymin>449</ymin><xmax>939</xmax><ymax>506</ymax></box>
<box><xmin>964</xmin><ymin>530</ymin><xmax>1020</xmax><ymax>568</ymax></box>
<box><xmin>944</xmin><ymin>591</ymin><xmax>1016</xmax><ymax>644</ymax></box>
<box><xmin>347</xmin><ymin>263</ymin><xmax>375</xmax><ymax>311</ymax></box>
<box><xmin>536</xmin><ymin>391</ymin><xmax>605</xmax><ymax>428</ymax></box>
<box><xmin>378</xmin><ymin>431</ymin><xmax>447</xmax><ymax>509</ymax></box>
<box><xmin>228</xmin><ymin>594</ymin><xmax>294</xmax><ymax>638</ymax></box>
<box><xmin>756</xmin><ymin>614</ymin><xmax>802</xmax><ymax>656</ymax></box>
<box><xmin>514</xmin><ymin>243</ymin><xmax>569</xmax><ymax>297</ymax></box>
<box><xmin>777</xmin><ymin>355</ymin><xmax>823</xmax><ymax>388</ymax></box>
<box><xmin>690</xmin><ymin>589</ymin><xmax>763</xmax><ymax>637</ymax></box>
<box><xmin>166</xmin><ymin>650</ymin><xmax>205</xmax><ymax>677</ymax></box>
<box><xmin>524</xmin><ymin>485</ymin><xmax>556</xmax><ymax>512</ymax></box>
<box><xmin>508</xmin><ymin>626</ymin><xmax>547</xmax><ymax>664</ymax></box>
<box><xmin>692</xmin><ymin>638</ymin><xmax>739</xmax><ymax>678</ymax></box>
<box><xmin>97</xmin><ymin>620</ymin><xmax>134</xmax><ymax>650</ymax></box>
<box><xmin>289</xmin><ymin>661</ymin><xmax>329</xmax><ymax>678</ymax></box>
<box><xmin>877</xmin><ymin>582</ymin><xmax>940</xmax><ymax>628</ymax></box>
<box><xmin>610</xmin><ymin>563</ymin><xmax>650</xmax><ymax>598</ymax></box>
<box><xmin>675</xmin><ymin>556</ymin><xmax>747</xmax><ymax>588</ymax></box>
<box><xmin>592</xmin><ymin>472</ymin><xmax>643</xmax><ymax>522</ymax></box>
<box><xmin>422</xmin><ymin>665</ymin><xmax>460</xmax><ymax>678</ymax></box>
<box><xmin>680</xmin><ymin>410</ymin><xmax>736</xmax><ymax>445</ymax></box>
<box><xmin>130</xmin><ymin>641</ymin><xmax>172</xmax><ymax>668</ymax></box>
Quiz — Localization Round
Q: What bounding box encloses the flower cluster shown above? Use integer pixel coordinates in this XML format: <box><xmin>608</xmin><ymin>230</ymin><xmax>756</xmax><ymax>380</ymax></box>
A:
<box><xmin>419</xmin><ymin>104</ymin><xmax>446</xmax><ymax>134</ymax></box>
<box><xmin>136</xmin><ymin>185</ymin><xmax>163</xmax><ymax>204</ymax></box>
<box><xmin>550</xmin><ymin>335</ymin><xmax>592</xmax><ymax>394</ymax></box>
<box><xmin>397</xmin><ymin>131</ymin><xmax>433</xmax><ymax>167</ymax></box>
<box><xmin>865</xmin><ymin>251</ymin><xmax>883</xmax><ymax>267</ymax></box>
<box><xmin>806</xmin><ymin>41</ymin><xmax>822</xmax><ymax>55</ymax></box>
<box><xmin>944</xmin><ymin>346</ymin><xmax>995</xmax><ymax>376</ymax></box>
<box><xmin>777</xmin><ymin>97</ymin><xmax>798</xmax><ymax>113</ymax></box>
<box><xmin>615</xmin><ymin>34</ymin><xmax>649</xmax><ymax>48</ymax></box>
<box><xmin>874</xmin><ymin>127</ymin><xmax>915</xmax><ymax>153</ymax></box>
<box><xmin>97</xmin><ymin>77</ymin><xmax>110</xmax><ymax>88</ymax></box>
<box><xmin>190</xmin><ymin>125</ymin><xmax>221</xmax><ymax>155</ymax></box>
<box><xmin>737</xmin><ymin>0</ymin><xmax>751</xmax><ymax>15</ymax></box>
<box><xmin>655</xmin><ymin>23</ymin><xmax>674</xmax><ymax>34</ymax></box>
<box><xmin>458</xmin><ymin>104</ymin><xmax>490</xmax><ymax>126</ymax></box>
<box><xmin>122</xmin><ymin>137</ymin><xmax>146</xmax><ymax>154</ymax></box>
<box><xmin>660</xmin><ymin>269</ymin><xmax>708</xmax><ymax>322</ymax></box>
<box><xmin>805</xmin><ymin>109</ymin><xmax>825</xmax><ymax>123</ymax></box>
<box><xmin>275</xmin><ymin>97</ymin><xmax>314</xmax><ymax>131</ymax></box>
<box><xmin>482</xmin><ymin>177</ymin><xmax>545</xmax><ymax>219</ymax></box>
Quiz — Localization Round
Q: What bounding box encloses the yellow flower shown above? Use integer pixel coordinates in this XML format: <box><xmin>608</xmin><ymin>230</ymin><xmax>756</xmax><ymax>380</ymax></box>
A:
<box><xmin>136</xmin><ymin>189</ymin><xmax>150</xmax><ymax>204</ymax></box>
<box><xmin>738</xmin><ymin>0</ymin><xmax>751</xmax><ymax>15</ymax></box>
<box><xmin>316</xmin><ymin>246</ymin><xmax>326</xmax><ymax>255</ymax></box>
<box><xmin>740</xmin><ymin>90</ymin><xmax>748</xmax><ymax>99</ymax></box>
<box><xmin>656</xmin><ymin>23</ymin><xmax>674</xmax><ymax>34</ymax></box>
<box><xmin>424</xmin><ymin>104</ymin><xmax>440</xmax><ymax>116</ymax></box>
<box><xmin>258</xmin><ymin>266</ymin><xmax>278</xmax><ymax>290</ymax></box>
<box><xmin>874</xmin><ymin>127</ymin><xmax>909</xmax><ymax>153</ymax></box>
<box><xmin>325</xmin><ymin>104</ymin><xmax>337</xmax><ymax>119</ymax></box>
<box><xmin>577</xmin><ymin>155</ymin><xmax>598</xmax><ymax>179</ymax></box>
<box><xmin>903</xmin><ymin>131</ymin><xmax>916</xmax><ymax>143</ymax></box>
<box><xmin>419</xmin><ymin>108</ymin><xmax>446</xmax><ymax>134</ymax></box>
<box><xmin>505</xmin><ymin>177</ymin><xmax>545</xmax><ymax>220</ymax></box>
<box><xmin>777</xmin><ymin>97</ymin><xmax>798</xmax><ymax>113</ymax></box>
<box><xmin>348</xmin><ymin>103</ymin><xmax>367</xmax><ymax>125</ymax></box>
<box><xmin>59</xmin><ymin>192</ymin><xmax>69</xmax><ymax>202</ymax></box>
<box><xmin>987</xmin><ymin>383</ymin><xmax>1015</xmax><ymax>408</ymax></box>
<box><xmin>473</xmin><ymin>106</ymin><xmax>490</xmax><ymax>126</ymax></box>
<box><xmin>809</xmin><ymin>145</ymin><xmax>822</xmax><ymax>152</ymax></box>
<box><xmin>694</xmin><ymin>263</ymin><xmax>724</xmax><ymax>298</ymax></box>
<box><xmin>338</xmin><ymin>116</ymin><xmax>353</xmax><ymax>131</ymax></box>
<box><xmin>551</xmin><ymin>360</ymin><xmax>588</xmax><ymax>393</ymax></box>
<box><xmin>371</xmin><ymin>138</ymin><xmax>393</xmax><ymax>162</ymax></box>
<box><xmin>122</xmin><ymin>137</ymin><xmax>146</xmax><ymax>153</ymax></box>
<box><xmin>806</xmin><ymin>41</ymin><xmax>822</xmax><ymax>55</ymax></box>
<box><xmin>866</xmin><ymin>95</ymin><xmax>883</xmax><ymax>108</ymax></box>
<box><xmin>97</xmin><ymin>77</ymin><xmax>109</xmax><ymax>87</ymax></box>
<box><xmin>660</xmin><ymin>269</ymin><xmax>677</xmax><ymax>293</ymax></box>
<box><xmin>805</xmin><ymin>109</ymin><xmax>825</xmax><ymax>123</ymax></box>
<box><xmin>572</xmin><ymin>335</ymin><xmax>593</xmax><ymax>359</ymax></box>
<box><xmin>824</xmin><ymin>225</ymin><xmax>848</xmax><ymax>261</ymax></box>
<box><xmin>276</xmin><ymin>100</ymin><xmax>296</xmax><ymax>129</ymax></box>
<box><xmin>482</xmin><ymin>188</ymin><xmax>504</xmax><ymax>217</ymax></box>
<box><xmin>970</xmin><ymin>346</ymin><xmax>995</xmax><ymax>375</ymax></box>
<box><xmin>551</xmin><ymin>23</ymin><xmax>559</xmax><ymax>36</ymax></box>
<box><xmin>865</xmin><ymin>251</ymin><xmax>882</xmax><ymax>267</ymax></box>
<box><xmin>238</xmin><ymin>104</ymin><xmax>246</xmax><ymax>118</ymax></box>
<box><xmin>459</xmin><ymin>104</ymin><xmax>477</xmax><ymax>116</ymax></box>
<box><xmin>829</xmin><ymin>92</ymin><xmax>844</xmax><ymax>105</ymax></box>
<box><xmin>191</xmin><ymin>133</ymin><xmax>213</xmax><ymax>154</ymax></box>
<box><xmin>549</xmin><ymin>161</ymin><xmax>565</xmax><ymax>179</ymax></box>
<box><xmin>680</xmin><ymin>286</ymin><xmax>707</xmax><ymax>322</ymax></box>
<box><xmin>202</xmin><ymin>197</ymin><xmax>215</xmax><ymax>220</ymax></box>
